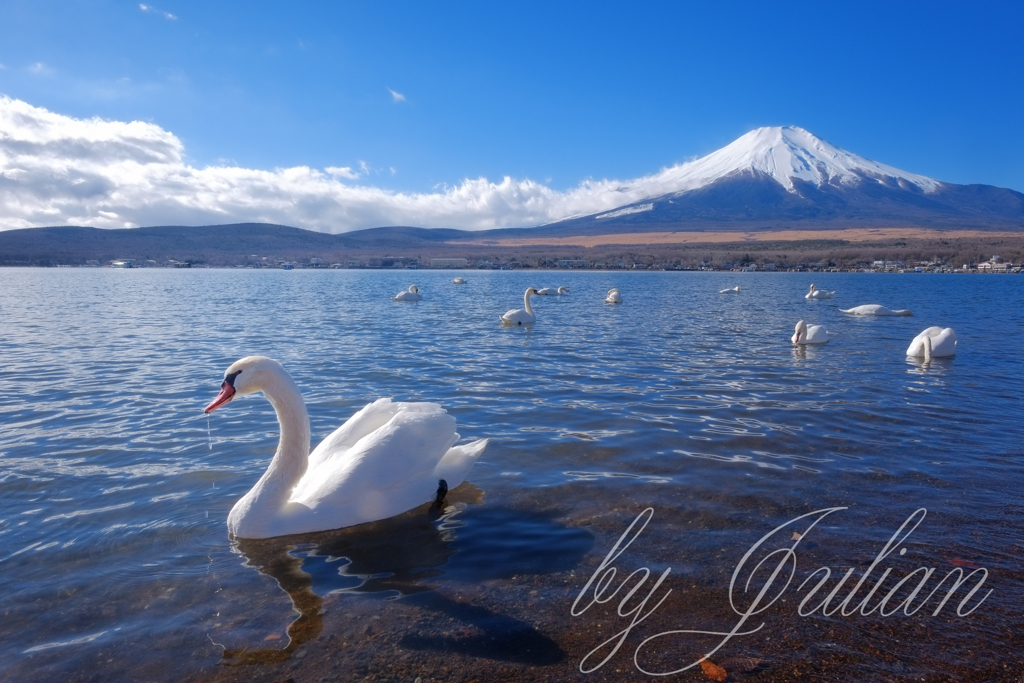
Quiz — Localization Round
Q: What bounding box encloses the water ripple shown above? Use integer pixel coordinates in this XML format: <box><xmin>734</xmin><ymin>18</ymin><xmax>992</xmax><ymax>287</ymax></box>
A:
<box><xmin>0</xmin><ymin>268</ymin><xmax>1022</xmax><ymax>680</ymax></box>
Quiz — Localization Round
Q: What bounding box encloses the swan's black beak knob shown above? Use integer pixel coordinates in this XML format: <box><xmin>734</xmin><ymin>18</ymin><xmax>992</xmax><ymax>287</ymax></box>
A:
<box><xmin>204</xmin><ymin>370</ymin><xmax>241</xmax><ymax>414</ymax></box>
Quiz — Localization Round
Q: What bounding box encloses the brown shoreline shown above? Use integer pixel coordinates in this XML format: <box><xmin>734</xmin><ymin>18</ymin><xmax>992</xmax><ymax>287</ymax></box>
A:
<box><xmin>452</xmin><ymin>228</ymin><xmax>1024</xmax><ymax>248</ymax></box>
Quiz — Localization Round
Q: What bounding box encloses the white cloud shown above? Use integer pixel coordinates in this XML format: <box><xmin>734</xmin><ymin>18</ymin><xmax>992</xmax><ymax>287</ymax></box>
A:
<box><xmin>28</xmin><ymin>62</ymin><xmax>54</xmax><ymax>76</ymax></box>
<box><xmin>325</xmin><ymin>166</ymin><xmax>361</xmax><ymax>180</ymax></box>
<box><xmin>139</xmin><ymin>3</ymin><xmax>177</xmax><ymax>20</ymax></box>
<box><xmin>0</xmin><ymin>95</ymin><xmax>683</xmax><ymax>233</ymax></box>
<box><xmin>388</xmin><ymin>88</ymin><xmax>406</xmax><ymax>103</ymax></box>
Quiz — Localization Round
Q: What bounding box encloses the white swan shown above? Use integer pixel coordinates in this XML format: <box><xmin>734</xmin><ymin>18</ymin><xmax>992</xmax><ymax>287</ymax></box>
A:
<box><xmin>907</xmin><ymin>327</ymin><xmax>957</xmax><ymax>359</ymax></box>
<box><xmin>792</xmin><ymin>320</ymin><xmax>829</xmax><ymax>345</ymax></box>
<box><xmin>720</xmin><ymin>286</ymin><xmax>740</xmax><ymax>294</ymax></box>
<box><xmin>392</xmin><ymin>285</ymin><xmax>422</xmax><ymax>301</ymax></box>
<box><xmin>604</xmin><ymin>288</ymin><xmax>622</xmax><ymax>304</ymax></box>
<box><xmin>501</xmin><ymin>287</ymin><xmax>539</xmax><ymax>325</ymax></box>
<box><xmin>841</xmin><ymin>304</ymin><xmax>913</xmax><ymax>316</ymax></box>
<box><xmin>452</xmin><ymin>277</ymin><xmax>466</xmax><ymax>284</ymax></box>
<box><xmin>805</xmin><ymin>284</ymin><xmax>834</xmax><ymax>299</ymax></box>
<box><xmin>537</xmin><ymin>286</ymin><xmax>570</xmax><ymax>296</ymax></box>
<box><xmin>204</xmin><ymin>356</ymin><xmax>488</xmax><ymax>539</ymax></box>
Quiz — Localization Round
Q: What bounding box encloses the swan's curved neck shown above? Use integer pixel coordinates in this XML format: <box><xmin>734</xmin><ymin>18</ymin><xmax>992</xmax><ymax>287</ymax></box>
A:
<box><xmin>524</xmin><ymin>290</ymin><xmax>534</xmax><ymax>315</ymax></box>
<box><xmin>923</xmin><ymin>335</ymin><xmax>932</xmax><ymax>360</ymax></box>
<box><xmin>245</xmin><ymin>370</ymin><xmax>311</xmax><ymax>515</ymax></box>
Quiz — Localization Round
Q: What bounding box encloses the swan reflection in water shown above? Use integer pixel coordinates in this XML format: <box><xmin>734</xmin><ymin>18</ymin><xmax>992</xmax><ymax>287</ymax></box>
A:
<box><xmin>219</xmin><ymin>486</ymin><xmax>480</xmax><ymax>666</ymax></box>
<box><xmin>791</xmin><ymin>344</ymin><xmax>824</xmax><ymax>362</ymax></box>
<box><xmin>218</xmin><ymin>484</ymin><xmax>592</xmax><ymax>667</ymax></box>
<box><xmin>905</xmin><ymin>354</ymin><xmax>955</xmax><ymax>375</ymax></box>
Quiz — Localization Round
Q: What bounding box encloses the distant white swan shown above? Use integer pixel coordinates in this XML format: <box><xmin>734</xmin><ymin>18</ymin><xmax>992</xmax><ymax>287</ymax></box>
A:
<box><xmin>841</xmin><ymin>304</ymin><xmax>913</xmax><ymax>316</ymax></box>
<box><xmin>792</xmin><ymin>320</ymin><xmax>829</xmax><ymax>345</ymax></box>
<box><xmin>452</xmin><ymin>277</ymin><xmax>466</xmax><ymax>285</ymax></box>
<box><xmin>203</xmin><ymin>356</ymin><xmax>488</xmax><ymax>539</ymax></box>
<box><xmin>501</xmin><ymin>287</ymin><xmax>539</xmax><ymax>325</ymax></box>
<box><xmin>537</xmin><ymin>287</ymin><xmax>570</xmax><ymax>296</ymax></box>
<box><xmin>604</xmin><ymin>288</ymin><xmax>622</xmax><ymax>304</ymax></box>
<box><xmin>720</xmin><ymin>286</ymin><xmax>740</xmax><ymax>294</ymax></box>
<box><xmin>805</xmin><ymin>284</ymin><xmax>834</xmax><ymax>299</ymax></box>
<box><xmin>907</xmin><ymin>327</ymin><xmax>957</xmax><ymax>359</ymax></box>
<box><xmin>392</xmin><ymin>285</ymin><xmax>422</xmax><ymax>301</ymax></box>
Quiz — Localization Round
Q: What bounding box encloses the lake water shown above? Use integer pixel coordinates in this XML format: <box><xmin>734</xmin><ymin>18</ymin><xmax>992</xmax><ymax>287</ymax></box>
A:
<box><xmin>1</xmin><ymin>268</ymin><xmax>1022</xmax><ymax>682</ymax></box>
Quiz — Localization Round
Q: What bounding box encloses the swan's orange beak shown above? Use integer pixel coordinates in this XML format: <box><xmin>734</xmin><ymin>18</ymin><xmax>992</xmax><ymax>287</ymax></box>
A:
<box><xmin>204</xmin><ymin>382</ymin><xmax>236</xmax><ymax>413</ymax></box>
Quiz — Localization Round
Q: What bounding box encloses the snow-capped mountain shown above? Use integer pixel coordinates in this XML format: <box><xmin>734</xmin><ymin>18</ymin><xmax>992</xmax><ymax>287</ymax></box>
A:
<box><xmin>542</xmin><ymin>126</ymin><xmax>1022</xmax><ymax>233</ymax></box>
<box><xmin>641</xmin><ymin>126</ymin><xmax>938</xmax><ymax>195</ymax></box>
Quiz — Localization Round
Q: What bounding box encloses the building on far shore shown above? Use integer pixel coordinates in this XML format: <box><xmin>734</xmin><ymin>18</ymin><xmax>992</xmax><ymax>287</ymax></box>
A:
<box><xmin>431</xmin><ymin>258</ymin><xmax>468</xmax><ymax>268</ymax></box>
<box><xmin>557</xmin><ymin>259</ymin><xmax>588</xmax><ymax>268</ymax></box>
<box><xmin>977</xmin><ymin>256</ymin><xmax>1009</xmax><ymax>272</ymax></box>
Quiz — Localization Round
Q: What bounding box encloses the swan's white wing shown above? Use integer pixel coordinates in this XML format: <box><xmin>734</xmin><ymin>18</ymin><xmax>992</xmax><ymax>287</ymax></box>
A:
<box><xmin>906</xmin><ymin>333</ymin><xmax>925</xmax><ymax>356</ymax></box>
<box><xmin>908</xmin><ymin>327</ymin><xmax>955</xmax><ymax>356</ymax></box>
<box><xmin>307</xmin><ymin>398</ymin><xmax>396</xmax><ymax>470</ymax></box>
<box><xmin>435</xmin><ymin>438</ymin><xmax>488</xmax><ymax>488</ymax></box>
<box><xmin>933</xmin><ymin>328</ymin><xmax>957</xmax><ymax>355</ymax></box>
<box><xmin>502</xmin><ymin>308</ymin><xmax>533</xmax><ymax>323</ymax></box>
<box><xmin>294</xmin><ymin>407</ymin><xmax>458</xmax><ymax>508</ymax></box>
<box><xmin>307</xmin><ymin>399</ymin><xmax>446</xmax><ymax>470</ymax></box>
<box><xmin>806</xmin><ymin>325</ymin><xmax>829</xmax><ymax>344</ymax></box>
<box><xmin>907</xmin><ymin>327</ymin><xmax>940</xmax><ymax>355</ymax></box>
<box><xmin>843</xmin><ymin>305</ymin><xmax>882</xmax><ymax>315</ymax></box>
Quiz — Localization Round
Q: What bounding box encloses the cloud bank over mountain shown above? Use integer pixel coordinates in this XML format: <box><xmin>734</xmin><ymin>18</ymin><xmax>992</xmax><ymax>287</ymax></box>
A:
<box><xmin>0</xmin><ymin>96</ymin><xmax>675</xmax><ymax>232</ymax></box>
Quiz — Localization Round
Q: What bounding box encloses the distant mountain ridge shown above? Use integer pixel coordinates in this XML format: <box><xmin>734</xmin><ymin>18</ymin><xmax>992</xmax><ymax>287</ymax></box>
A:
<box><xmin>1</xmin><ymin>127</ymin><xmax>1023</xmax><ymax>264</ymax></box>
<box><xmin>0</xmin><ymin>223</ymin><xmax>482</xmax><ymax>265</ymax></box>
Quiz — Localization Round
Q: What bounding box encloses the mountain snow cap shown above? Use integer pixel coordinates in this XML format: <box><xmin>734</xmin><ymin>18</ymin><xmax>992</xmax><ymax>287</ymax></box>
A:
<box><xmin>652</xmin><ymin>126</ymin><xmax>940</xmax><ymax>194</ymax></box>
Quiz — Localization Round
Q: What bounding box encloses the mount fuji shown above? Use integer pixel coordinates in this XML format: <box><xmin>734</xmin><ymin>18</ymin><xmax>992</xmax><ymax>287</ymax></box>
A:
<box><xmin>535</xmin><ymin>126</ymin><xmax>1024</xmax><ymax>235</ymax></box>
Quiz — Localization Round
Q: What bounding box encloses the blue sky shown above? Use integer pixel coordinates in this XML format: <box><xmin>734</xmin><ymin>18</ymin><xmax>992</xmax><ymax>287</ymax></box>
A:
<box><xmin>0</xmin><ymin>1</ymin><xmax>1021</xmax><ymax>231</ymax></box>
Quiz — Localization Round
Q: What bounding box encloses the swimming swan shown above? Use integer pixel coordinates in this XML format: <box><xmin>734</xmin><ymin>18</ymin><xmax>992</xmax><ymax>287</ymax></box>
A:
<box><xmin>792</xmin><ymin>320</ymin><xmax>829</xmax><ymax>345</ymax></box>
<box><xmin>720</xmin><ymin>286</ymin><xmax>740</xmax><ymax>294</ymax></box>
<box><xmin>841</xmin><ymin>304</ymin><xmax>913</xmax><ymax>316</ymax></box>
<box><xmin>604</xmin><ymin>288</ymin><xmax>622</xmax><ymax>304</ymax></box>
<box><xmin>501</xmin><ymin>287</ymin><xmax>539</xmax><ymax>325</ymax></box>
<box><xmin>204</xmin><ymin>356</ymin><xmax>488</xmax><ymax>539</ymax></box>
<box><xmin>805</xmin><ymin>284</ymin><xmax>834</xmax><ymax>299</ymax></box>
<box><xmin>452</xmin><ymin>277</ymin><xmax>466</xmax><ymax>285</ymax></box>
<box><xmin>537</xmin><ymin>287</ymin><xmax>570</xmax><ymax>296</ymax></box>
<box><xmin>392</xmin><ymin>285</ymin><xmax>422</xmax><ymax>301</ymax></box>
<box><xmin>907</xmin><ymin>327</ymin><xmax>957</xmax><ymax>359</ymax></box>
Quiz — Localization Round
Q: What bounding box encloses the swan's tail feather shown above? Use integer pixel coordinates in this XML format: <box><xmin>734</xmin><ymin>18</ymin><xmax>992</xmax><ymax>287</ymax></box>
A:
<box><xmin>434</xmin><ymin>438</ymin><xmax>489</xmax><ymax>488</ymax></box>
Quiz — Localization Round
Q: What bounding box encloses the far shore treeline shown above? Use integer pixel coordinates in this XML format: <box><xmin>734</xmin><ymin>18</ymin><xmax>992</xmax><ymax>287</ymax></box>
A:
<box><xmin>0</xmin><ymin>222</ymin><xmax>1022</xmax><ymax>271</ymax></box>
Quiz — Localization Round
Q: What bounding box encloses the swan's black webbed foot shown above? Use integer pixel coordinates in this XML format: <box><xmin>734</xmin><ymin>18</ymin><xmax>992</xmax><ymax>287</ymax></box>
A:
<box><xmin>433</xmin><ymin>479</ymin><xmax>448</xmax><ymax>507</ymax></box>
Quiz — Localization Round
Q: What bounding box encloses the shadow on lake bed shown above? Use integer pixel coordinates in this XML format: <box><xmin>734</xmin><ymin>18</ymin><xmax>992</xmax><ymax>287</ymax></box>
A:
<box><xmin>218</xmin><ymin>484</ymin><xmax>592</xmax><ymax>667</ymax></box>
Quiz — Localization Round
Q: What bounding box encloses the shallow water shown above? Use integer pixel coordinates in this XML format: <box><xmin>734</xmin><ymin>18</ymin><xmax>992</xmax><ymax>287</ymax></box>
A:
<box><xmin>1</xmin><ymin>268</ymin><xmax>1022</xmax><ymax>682</ymax></box>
